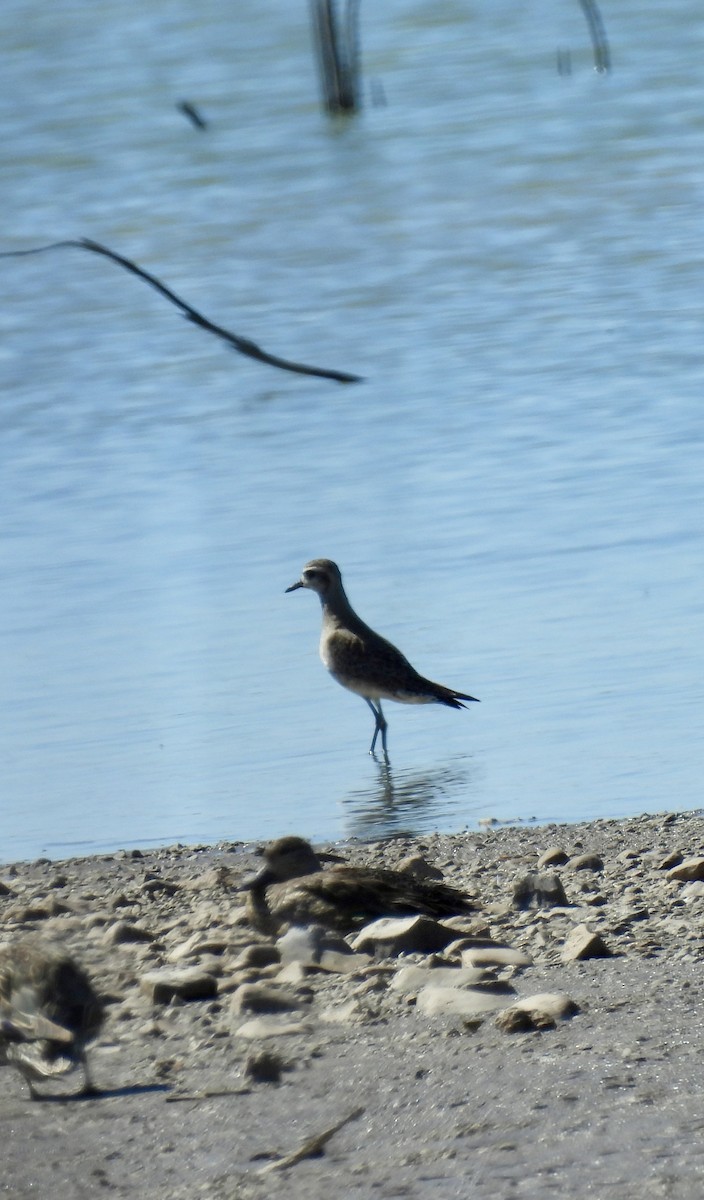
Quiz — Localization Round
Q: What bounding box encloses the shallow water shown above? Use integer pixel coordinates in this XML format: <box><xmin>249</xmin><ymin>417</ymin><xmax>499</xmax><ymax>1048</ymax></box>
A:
<box><xmin>1</xmin><ymin>1</ymin><xmax>703</xmax><ymax>862</ymax></box>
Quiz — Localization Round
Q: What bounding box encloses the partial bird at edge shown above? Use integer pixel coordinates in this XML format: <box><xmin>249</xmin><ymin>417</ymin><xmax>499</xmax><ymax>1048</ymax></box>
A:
<box><xmin>0</xmin><ymin>939</ymin><xmax>104</xmax><ymax>1100</ymax></box>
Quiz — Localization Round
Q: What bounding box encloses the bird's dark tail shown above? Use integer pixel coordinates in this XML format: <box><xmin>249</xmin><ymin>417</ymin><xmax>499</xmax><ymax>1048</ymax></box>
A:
<box><xmin>428</xmin><ymin>683</ymin><xmax>480</xmax><ymax>709</ymax></box>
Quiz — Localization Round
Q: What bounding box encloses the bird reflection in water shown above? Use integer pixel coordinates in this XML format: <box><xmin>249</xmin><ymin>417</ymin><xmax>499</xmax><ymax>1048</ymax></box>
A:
<box><xmin>342</xmin><ymin>757</ymin><xmax>479</xmax><ymax>842</ymax></box>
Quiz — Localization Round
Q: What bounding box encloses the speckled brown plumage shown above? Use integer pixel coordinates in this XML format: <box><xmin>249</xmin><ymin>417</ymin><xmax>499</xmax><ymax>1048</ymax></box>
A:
<box><xmin>243</xmin><ymin>836</ymin><xmax>477</xmax><ymax>933</ymax></box>
<box><xmin>0</xmin><ymin>939</ymin><xmax>104</xmax><ymax>1099</ymax></box>
<box><xmin>286</xmin><ymin>559</ymin><xmax>478</xmax><ymax>757</ymax></box>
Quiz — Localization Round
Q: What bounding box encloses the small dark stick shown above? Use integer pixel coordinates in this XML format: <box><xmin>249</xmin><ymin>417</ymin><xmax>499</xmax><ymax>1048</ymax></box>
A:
<box><xmin>0</xmin><ymin>239</ymin><xmax>362</xmax><ymax>384</ymax></box>
<box><xmin>177</xmin><ymin>100</ymin><xmax>208</xmax><ymax>130</ymax></box>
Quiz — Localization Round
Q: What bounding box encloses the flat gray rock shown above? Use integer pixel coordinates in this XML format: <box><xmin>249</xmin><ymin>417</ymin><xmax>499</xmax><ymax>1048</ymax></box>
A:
<box><xmin>390</xmin><ymin>964</ymin><xmax>490</xmax><ymax>993</ymax></box>
<box><xmin>233</xmin><ymin>1016</ymin><xmax>312</xmax><ymax>1039</ymax></box>
<box><xmin>140</xmin><ymin>965</ymin><xmax>218</xmax><ymax>1003</ymax></box>
<box><xmin>351</xmin><ymin>915</ymin><xmax>457</xmax><ymax>956</ymax></box>
<box><xmin>667</xmin><ymin>856</ymin><xmax>704</xmax><ymax>882</ymax></box>
<box><xmin>230</xmin><ymin>983</ymin><xmax>306</xmax><ymax>1015</ymax></box>
<box><xmin>561</xmin><ymin>924</ymin><xmax>613</xmax><ymax>962</ymax></box>
<box><xmin>512</xmin><ymin>871</ymin><xmax>568</xmax><ymax>909</ymax></box>
<box><xmin>462</xmin><ymin>945</ymin><xmax>532</xmax><ymax>968</ymax></box>
<box><xmin>415</xmin><ymin>982</ymin><xmax>515</xmax><ymax>1018</ymax></box>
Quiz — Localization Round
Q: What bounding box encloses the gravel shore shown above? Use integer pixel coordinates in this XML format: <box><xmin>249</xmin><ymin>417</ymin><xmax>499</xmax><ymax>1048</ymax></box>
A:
<box><xmin>2</xmin><ymin>809</ymin><xmax>704</xmax><ymax>1200</ymax></box>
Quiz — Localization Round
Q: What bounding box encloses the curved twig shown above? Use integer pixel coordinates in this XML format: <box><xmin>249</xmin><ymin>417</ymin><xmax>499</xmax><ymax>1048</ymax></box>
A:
<box><xmin>577</xmin><ymin>0</ymin><xmax>611</xmax><ymax>74</ymax></box>
<box><xmin>0</xmin><ymin>239</ymin><xmax>363</xmax><ymax>385</ymax></box>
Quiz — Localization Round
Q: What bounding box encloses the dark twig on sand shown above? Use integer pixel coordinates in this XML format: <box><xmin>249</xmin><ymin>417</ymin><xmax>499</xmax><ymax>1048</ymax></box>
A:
<box><xmin>577</xmin><ymin>0</ymin><xmax>611</xmax><ymax>73</ymax></box>
<box><xmin>165</xmin><ymin>1087</ymin><xmax>252</xmax><ymax>1103</ymax></box>
<box><xmin>0</xmin><ymin>240</ymin><xmax>362</xmax><ymax>385</ymax></box>
<box><xmin>256</xmin><ymin>1105</ymin><xmax>365</xmax><ymax>1174</ymax></box>
<box><xmin>310</xmin><ymin>0</ymin><xmax>362</xmax><ymax>114</ymax></box>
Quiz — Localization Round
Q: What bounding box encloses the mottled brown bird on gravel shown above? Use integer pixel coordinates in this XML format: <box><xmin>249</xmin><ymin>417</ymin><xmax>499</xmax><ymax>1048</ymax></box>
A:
<box><xmin>242</xmin><ymin>835</ymin><xmax>477</xmax><ymax>933</ymax></box>
<box><xmin>0</xmin><ymin>939</ymin><xmax>104</xmax><ymax>1100</ymax></box>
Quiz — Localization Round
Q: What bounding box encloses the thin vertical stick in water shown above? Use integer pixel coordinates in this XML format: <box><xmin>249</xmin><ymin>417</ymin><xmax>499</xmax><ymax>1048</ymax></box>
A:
<box><xmin>577</xmin><ymin>0</ymin><xmax>611</xmax><ymax>73</ymax></box>
<box><xmin>310</xmin><ymin>0</ymin><xmax>361</xmax><ymax>114</ymax></box>
<box><xmin>0</xmin><ymin>239</ymin><xmax>362</xmax><ymax>384</ymax></box>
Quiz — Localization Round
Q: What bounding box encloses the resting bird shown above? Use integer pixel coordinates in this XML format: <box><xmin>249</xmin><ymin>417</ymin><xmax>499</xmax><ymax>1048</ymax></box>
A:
<box><xmin>286</xmin><ymin>559</ymin><xmax>478</xmax><ymax>757</ymax></box>
<box><xmin>0</xmin><ymin>940</ymin><xmax>104</xmax><ymax>1100</ymax></box>
<box><xmin>242</xmin><ymin>835</ymin><xmax>477</xmax><ymax>933</ymax></box>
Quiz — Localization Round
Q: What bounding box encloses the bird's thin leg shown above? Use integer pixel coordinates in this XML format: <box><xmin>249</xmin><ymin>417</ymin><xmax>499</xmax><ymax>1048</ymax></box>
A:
<box><xmin>366</xmin><ymin>699</ymin><xmax>388</xmax><ymax>759</ymax></box>
<box><xmin>17</xmin><ymin>1065</ymin><xmax>40</xmax><ymax>1101</ymax></box>
<box><xmin>378</xmin><ymin>701</ymin><xmax>389</xmax><ymax>758</ymax></box>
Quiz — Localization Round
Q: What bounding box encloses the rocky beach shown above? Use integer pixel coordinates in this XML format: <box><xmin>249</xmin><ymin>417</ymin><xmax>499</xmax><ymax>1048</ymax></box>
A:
<box><xmin>2</xmin><ymin>809</ymin><xmax>704</xmax><ymax>1199</ymax></box>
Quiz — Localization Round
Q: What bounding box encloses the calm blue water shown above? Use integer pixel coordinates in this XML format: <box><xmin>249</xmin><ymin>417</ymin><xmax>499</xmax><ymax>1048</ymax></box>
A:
<box><xmin>1</xmin><ymin>1</ymin><xmax>703</xmax><ymax>863</ymax></box>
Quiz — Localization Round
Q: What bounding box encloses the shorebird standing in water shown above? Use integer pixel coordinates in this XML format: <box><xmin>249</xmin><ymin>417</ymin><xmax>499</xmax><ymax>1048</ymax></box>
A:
<box><xmin>286</xmin><ymin>559</ymin><xmax>478</xmax><ymax>757</ymax></box>
<box><xmin>0</xmin><ymin>939</ymin><xmax>104</xmax><ymax>1100</ymax></box>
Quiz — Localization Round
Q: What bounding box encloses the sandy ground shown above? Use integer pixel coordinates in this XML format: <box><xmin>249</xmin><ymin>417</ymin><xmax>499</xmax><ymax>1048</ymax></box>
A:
<box><xmin>1</xmin><ymin>809</ymin><xmax>704</xmax><ymax>1200</ymax></box>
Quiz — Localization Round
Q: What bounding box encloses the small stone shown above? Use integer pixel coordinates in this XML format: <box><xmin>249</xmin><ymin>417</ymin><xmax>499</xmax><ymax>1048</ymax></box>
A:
<box><xmin>415</xmin><ymin>983</ymin><xmax>515</xmax><ymax>1018</ymax></box>
<box><xmin>512</xmin><ymin>872</ymin><xmax>568</xmax><ymax>910</ymax></box>
<box><xmin>142</xmin><ymin>878</ymin><xmax>182</xmax><ymax>897</ymax></box>
<box><xmin>396</xmin><ymin>855</ymin><xmax>444</xmax><ymax>881</ymax></box>
<box><xmin>566</xmin><ymin>854</ymin><xmax>604</xmax><ymax>873</ymax></box>
<box><xmin>461</xmin><ymin>946</ymin><xmax>532</xmax><ymax>969</ymax></box>
<box><xmin>657</xmin><ymin>851</ymin><xmax>683</xmax><ymax>870</ymax></box>
<box><xmin>390</xmin><ymin>965</ymin><xmax>489</xmax><ymax>993</ymax></box>
<box><xmin>351</xmin><ymin>916</ymin><xmax>457</xmax><ymax>957</ymax></box>
<box><xmin>537</xmin><ymin>847</ymin><xmax>569</xmax><ymax>868</ymax></box>
<box><xmin>561</xmin><ymin>924</ymin><xmax>612</xmax><ymax>962</ymax></box>
<box><xmin>277</xmin><ymin>924</ymin><xmax>352</xmax><ymax>966</ymax></box>
<box><xmin>495</xmin><ymin>1007</ymin><xmax>537</xmax><ymax>1033</ymax></box>
<box><xmin>0</xmin><ymin>881</ymin><xmax>16</xmax><ymax>897</ymax></box>
<box><xmin>234</xmin><ymin>1017</ymin><xmax>312</xmax><ymax>1039</ymax></box>
<box><xmin>611</xmin><ymin>907</ymin><xmax>649</xmax><ymax>932</ymax></box>
<box><xmin>230</xmin><ymin>984</ymin><xmax>305</xmax><ymax>1016</ymax></box>
<box><xmin>317</xmin><ymin>950</ymin><xmax>371</xmax><ymax>974</ymax></box>
<box><xmin>140</xmin><ymin>966</ymin><xmax>218</xmax><ymax>1004</ymax></box>
<box><xmin>440</xmin><ymin>916</ymin><xmax>491</xmax><ymax>936</ymax></box>
<box><xmin>510</xmin><ymin>991</ymin><xmax>580</xmax><ymax>1020</ymax></box>
<box><xmin>233</xmin><ymin>943</ymin><xmax>281</xmax><ymax>970</ymax></box>
<box><xmin>275</xmin><ymin>962</ymin><xmax>310</xmax><ymax>985</ymax></box>
<box><xmin>169</xmin><ymin>933</ymin><xmax>230</xmax><ymax>962</ymax></box>
<box><xmin>681</xmin><ymin>881</ymin><xmax>704</xmax><ymax>902</ymax></box>
<box><xmin>7</xmin><ymin>903</ymin><xmax>53</xmax><ymax>922</ymax></box>
<box><xmin>104</xmin><ymin>920</ymin><xmax>156</xmax><ymax>946</ymax></box>
<box><xmin>320</xmin><ymin>999</ymin><xmax>371</xmax><ymax>1024</ymax></box>
<box><xmin>667</xmin><ymin>857</ymin><xmax>704</xmax><ymax>883</ymax></box>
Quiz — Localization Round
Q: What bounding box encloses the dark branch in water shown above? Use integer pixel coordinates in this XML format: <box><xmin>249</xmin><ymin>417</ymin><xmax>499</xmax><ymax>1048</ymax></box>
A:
<box><xmin>0</xmin><ymin>239</ymin><xmax>363</xmax><ymax>384</ymax></box>
<box><xmin>177</xmin><ymin>101</ymin><xmax>207</xmax><ymax>130</ymax></box>
<box><xmin>310</xmin><ymin>0</ymin><xmax>362</xmax><ymax>114</ymax></box>
<box><xmin>577</xmin><ymin>0</ymin><xmax>611</xmax><ymax>73</ymax></box>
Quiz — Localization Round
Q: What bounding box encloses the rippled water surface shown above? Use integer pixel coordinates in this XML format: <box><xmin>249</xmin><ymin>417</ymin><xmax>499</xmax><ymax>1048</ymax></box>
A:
<box><xmin>2</xmin><ymin>1</ymin><xmax>703</xmax><ymax>861</ymax></box>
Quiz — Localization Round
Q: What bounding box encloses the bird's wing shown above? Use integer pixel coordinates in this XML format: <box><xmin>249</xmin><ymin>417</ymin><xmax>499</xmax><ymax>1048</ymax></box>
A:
<box><xmin>324</xmin><ymin>627</ymin><xmax>424</xmax><ymax>692</ymax></box>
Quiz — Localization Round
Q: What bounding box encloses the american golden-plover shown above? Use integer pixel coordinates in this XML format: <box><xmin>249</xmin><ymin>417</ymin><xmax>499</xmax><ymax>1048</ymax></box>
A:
<box><xmin>0</xmin><ymin>939</ymin><xmax>104</xmax><ymax>1100</ymax></box>
<box><xmin>286</xmin><ymin>558</ymin><xmax>478</xmax><ymax>757</ymax></box>
<box><xmin>242</xmin><ymin>835</ymin><xmax>477</xmax><ymax>932</ymax></box>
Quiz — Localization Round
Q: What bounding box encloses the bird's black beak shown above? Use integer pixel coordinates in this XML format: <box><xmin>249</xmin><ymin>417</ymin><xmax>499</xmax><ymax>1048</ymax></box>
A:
<box><xmin>285</xmin><ymin>580</ymin><xmax>304</xmax><ymax>593</ymax></box>
<box><xmin>238</xmin><ymin>864</ymin><xmax>276</xmax><ymax>892</ymax></box>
